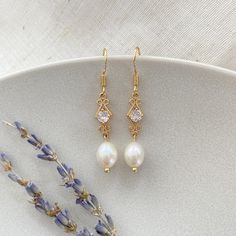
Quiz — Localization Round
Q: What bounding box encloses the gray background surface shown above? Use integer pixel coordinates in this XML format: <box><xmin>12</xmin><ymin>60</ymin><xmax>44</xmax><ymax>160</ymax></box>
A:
<box><xmin>0</xmin><ymin>0</ymin><xmax>235</xmax><ymax>76</ymax></box>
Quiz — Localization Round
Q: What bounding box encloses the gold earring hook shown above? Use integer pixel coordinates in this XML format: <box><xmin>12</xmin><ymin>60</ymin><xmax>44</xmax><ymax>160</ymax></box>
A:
<box><xmin>102</xmin><ymin>48</ymin><xmax>108</xmax><ymax>75</ymax></box>
<box><xmin>133</xmin><ymin>47</ymin><xmax>141</xmax><ymax>91</ymax></box>
<box><xmin>133</xmin><ymin>46</ymin><xmax>141</xmax><ymax>75</ymax></box>
<box><xmin>101</xmin><ymin>48</ymin><xmax>108</xmax><ymax>94</ymax></box>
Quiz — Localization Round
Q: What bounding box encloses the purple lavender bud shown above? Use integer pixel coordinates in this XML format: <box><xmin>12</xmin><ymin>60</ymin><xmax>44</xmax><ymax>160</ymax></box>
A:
<box><xmin>57</xmin><ymin>164</ymin><xmax>68</xmax><ymax>178</ymax></box>
<box><xmin>76</xmin><ymin>199</ymin><xmax>94</xmax><ymax>212</ymax></box>
<box><xmin>14</xmin><ymin>121</ymin><xmax>23</xmax><ymax>130</ymax></box>
<box><xmin>63</xmin><ymin>164</ymin><xmax>73</xmax><ymax>176</ymax></box>
<box><xmin>37</xmin><ymin>154</ymin><xmax>55</xmax><ymax>161</ymax></box>
<box><xmin>8</xmin><ymin>173</ymin><xmax>20</xmax><ymax>182</ymax></box>
<box><xmin>95</xmin><ymin>221</ymin><xmax>109</xmax><ymax>235</ymax></box>
<box><xmin>90</xmin><ymin>194</ymin><xmax>99</xmax><ymax>209</ymax></box>
<box><xmin>55</xmin><ymin>210</ymin><xmax>72</xmax><ymax>228</ymax></box>
<box><xmin>105</xmin><ymin>214</ymin><xmax>114</xmax><ymax>229</ymax></box>
<box><xmin>35</xmin><ymin>198</ymin><xmax>53</xmax><ymax>214</ymax></box>
<box><xmin>74</xmin><ymin>178</ymin><xmax>82</xmax><ymax>186</ymax></box>
<box><xmin>75</xmin><ymin>198</ymin><xmax>83</xmax><ymax>205</ymax></box>
<box><xmin>0</xmin><ymin>153</ymin><xmax>12</xmax><ymax>172</ymax></box>
<box><xmin>55</xmin><ymin>218</ymin><xmax>65</xmax><ymax>229</ymax></box>
<box><xmin>31</xmin><ymin>134</ymin><xmax>42</xmax><ymax>143</ymax></box>
<box><xmin>0</xmin><ymin>152</ymin><xmax>8</xmax><ymax>162</ymax></box>
<box><xmin>64</xmin><ymin>209</ymin><xmax>72</xmax><ymax>219</ymax></box>
<box><xmin>35</xmin><ymin>204</ymin><xmax>47</xmax><ymax>214</ymax></box>
<box><xmin>8</xmin><ymin>173</ymin><xmax>26</xmax><ymax>186</ymax></box>
<box><xmin>44</xmin><ymin>200</ymin><xmax>54</xmax><ymax>212</ymax></box>
<box><xmin>27</xmin><ymin>138</ymin><xmax>39</xmax><ymax>147</ymax></box>
<box><xmin>41</xmin><ymin>144</ymin><xmax>54</xmax><ymax>155</ymax></box>
<box><xmin>76</xmin><ymin>227</ymin><xmax>94</xmax><ymax>236</ymax></box>
<box><xmin>72</xmin><ymin>182</ymin><xmax>82</xmax><ymax>193</ymax></box>
<box><xmin>25</xmin><ymin>182</ymin><xmax>40</xmax><ymax>197</ymax></box>
<box><xmin>27</xmin><ymin>134</ymin><xmax>42</xmax><ymax>148</ymax></box>
<box><xmin>35</xmin><ymin>199</ymin><xmax>48</xmax><ymax>214</ymax></box>
<box><xmin>65</xmin><ymin>180</ymin><xmax>74</xmax><ymax>188</ymax></box>
<box><xmin>57</xmin><ymin>164</ymin><xmax>75</xmax><ymax>183</ymax></box>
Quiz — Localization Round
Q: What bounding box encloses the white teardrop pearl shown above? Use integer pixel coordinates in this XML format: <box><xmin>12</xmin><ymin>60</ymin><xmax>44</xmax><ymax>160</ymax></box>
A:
<box><xmin>96</xmin><ymin>141</ymin><xmax>118</xmax><ymax>173</ymax></box>
<box><xmin>124</xmin><ymin>142</ymin><xmax>144</xmax><ymax>172</ymax></box>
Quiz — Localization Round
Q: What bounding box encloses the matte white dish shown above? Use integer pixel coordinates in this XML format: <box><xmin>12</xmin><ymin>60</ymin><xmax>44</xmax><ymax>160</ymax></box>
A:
<box><xmin>0</xmin><ymin>56</ymin><xmax>236</xmax><ymax>236</ymax></box>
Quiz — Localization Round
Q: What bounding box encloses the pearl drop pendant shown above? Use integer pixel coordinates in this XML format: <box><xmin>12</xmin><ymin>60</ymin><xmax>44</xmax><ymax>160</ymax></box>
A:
<box><xmin>96</xmin><ymin>141</ymin><xmax>118</xmax><ymax>173</ymax></box>
<box><xmin>124</xmin><ymin>141</ymin><xmax>144</xmax><ymax>172</ymax></box>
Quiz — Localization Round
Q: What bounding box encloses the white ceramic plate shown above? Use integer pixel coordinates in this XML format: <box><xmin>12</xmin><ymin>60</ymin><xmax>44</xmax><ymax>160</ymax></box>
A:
<box><xmin>0</xmin><ymin>56</ymin><xmax>236</xmax><ymax>236</ymax></box>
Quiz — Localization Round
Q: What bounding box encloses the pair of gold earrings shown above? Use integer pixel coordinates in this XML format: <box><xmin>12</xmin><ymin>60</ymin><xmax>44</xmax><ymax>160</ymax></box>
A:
<box><xmin>95</xmin><ymin>47</ymin><xmax>144</xmax><ymax>173</ymax></box>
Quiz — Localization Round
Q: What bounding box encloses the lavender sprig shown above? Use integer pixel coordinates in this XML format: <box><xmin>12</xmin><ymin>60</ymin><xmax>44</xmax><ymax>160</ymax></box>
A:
<box><xmin>3</xmin><ymin>121</ymin><xmax>116</xmax><ymax>236</ymax></box>
<box><xmin>0</xmin><ymin>152</ymin><xmax>93</xmax><ymax>236</ymax></box>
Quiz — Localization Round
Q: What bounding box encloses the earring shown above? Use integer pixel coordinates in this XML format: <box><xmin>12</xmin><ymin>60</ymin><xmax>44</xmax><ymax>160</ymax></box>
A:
<box><xmin>95</xmin><ymin>49</ymin><xmax>118</xmax><ymax>173</ymax></box>
<box><xmin>124</xmin><ymin>47</ymin><xmax>145</xmax><ymax>172</ymax></box>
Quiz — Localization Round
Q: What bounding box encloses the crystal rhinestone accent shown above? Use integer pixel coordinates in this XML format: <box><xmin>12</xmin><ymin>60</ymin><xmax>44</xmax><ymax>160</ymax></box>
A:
<box><xmin>129</xmin><ymin>109</ymin><xmax>143</xmax><ymax>122</ymax></box>
<box><xmin>97</xmin><ymin>110</ymin><xmax>110</xmax><ymax>123</ymax></box>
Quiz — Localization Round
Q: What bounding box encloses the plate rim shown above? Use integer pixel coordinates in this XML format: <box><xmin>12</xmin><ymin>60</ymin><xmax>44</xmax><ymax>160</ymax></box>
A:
<box><xmin>0</xmin><ymin>55</ymin><xmax>235</xmax><ymax>82</ymax></box>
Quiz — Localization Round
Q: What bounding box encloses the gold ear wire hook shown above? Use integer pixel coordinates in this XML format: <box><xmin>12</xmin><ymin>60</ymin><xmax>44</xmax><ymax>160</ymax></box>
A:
<box><xmin>103</xmin><ymin>48</ymin><xmax>108</xmax><ymax>75</ymax></box>
<box><xmin>133</xmin><ymin>47</ymin><xmax>141</xmax><ymax>91</ymax></box>
<box><xmin>101</xmin><ymin>48</ymin><xmax>108</xmax><ymax>93</ymax></box>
